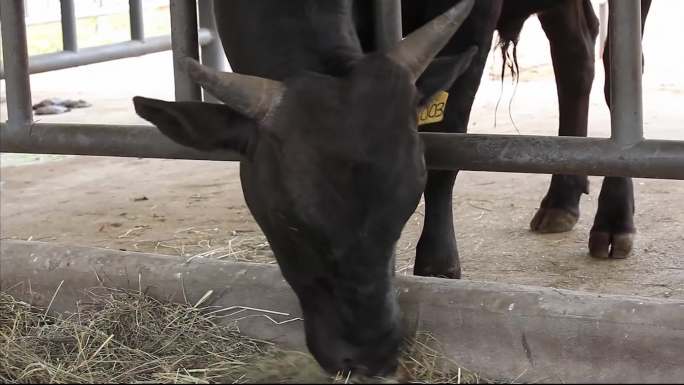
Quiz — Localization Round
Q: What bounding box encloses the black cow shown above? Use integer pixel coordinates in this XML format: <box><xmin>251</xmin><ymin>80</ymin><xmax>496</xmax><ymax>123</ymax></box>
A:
<box><xmin>133</xmin><ymin>0</ymin><xmax>651</xmax><ymax>377</ymax></box>
<box><xmin>135</xmin><ymin>0</ymin><xmax>476</xmax><ymax>376</ymax></box>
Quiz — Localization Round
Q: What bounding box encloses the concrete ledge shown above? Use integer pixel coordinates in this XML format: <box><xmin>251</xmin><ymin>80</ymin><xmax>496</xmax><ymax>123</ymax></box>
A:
<box><xmin>1</xmin><ymin>240</ymin><xmax>682</xmax><ymax>383</ymax></box>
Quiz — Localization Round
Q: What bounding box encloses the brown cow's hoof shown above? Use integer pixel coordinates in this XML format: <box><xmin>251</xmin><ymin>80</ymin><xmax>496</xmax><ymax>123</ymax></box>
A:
<box><xmin>588</xmin><ymin>231</ymin><xmax>634</xmax><ymax>259</ymax></box>
<box><xmin>530</xmin><ymin>208</ymin><xmax>579</xmax><ymax>233</ymax></box>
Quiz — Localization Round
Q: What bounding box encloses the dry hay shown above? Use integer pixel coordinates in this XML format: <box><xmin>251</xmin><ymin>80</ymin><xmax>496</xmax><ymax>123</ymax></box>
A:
<box><xmin>0</xmin><ymin>289</ymin><xmax>486</xmax><ymax>384</ymax></box>
<box><xmin>127</xmin><ymin>228</ymin><xmax>276</xmax><ymax>265</ymax></box>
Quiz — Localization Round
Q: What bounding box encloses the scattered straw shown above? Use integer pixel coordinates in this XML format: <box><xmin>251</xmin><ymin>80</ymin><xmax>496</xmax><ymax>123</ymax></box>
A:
<box><xmin>1</xmin><ymin>289</ymin><xmax>487</xmax><ymax>384</ymax></box>
<box><xmin>0</xmin><ymin>289</ymin><xmax>267</xmax><ymax>384</ymax></box>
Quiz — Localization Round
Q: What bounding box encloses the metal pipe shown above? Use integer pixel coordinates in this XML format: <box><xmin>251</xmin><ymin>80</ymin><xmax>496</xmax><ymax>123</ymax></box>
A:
<box><xmin>0</xmin><ymin>30</ymin><xmax>214</xmax><ymax>78</ymax></box>
<box><xmin>169</xmin><ymin>0</ymin><xmax>202</xmax><ymax>102</ymax></box>
<box><xmin>129</xmin><ymin>0</ymin><xmax>145</xmax><ymax>41</ymax></box>
<box><xmin>422</xmin><ymin>133</ymin><xmax>684</xmax><ymax>180</ymax></box>
<box><xmin>60</xmin><ymin>0</ymin><xmax>78</xmax><ymax>51</ymax></box>
<box><xmin>198</xmin><ymin>0</ymin><xmax>227</xmax><ymax>103</ymax></box>
<box><xmin>0</xmin><ymin>0</ymin><xmax>33</xmax><ymax>133</ymax></box>
<box><xmin>608</xmin><ymin>0</ymin><xmax>643</xmax><ymax>146</ymax></box>
<box><xmin>0</xmin><ymin>123</ymin><xmax>241</xmax><ymax>161</ymax></box>
<box><xmin>599</xmin><ymin>1</ymin><xmax>608</xmax><ymax>56</ymax></box>
<box><xmin>373</xmin><ymin>0</ymin><xmax>403</xmax><ymax>50</ymax></box>
<box><xmin>2</xmin><ymin>124</ymin><xmax>683</xmax><ymax>180</ymax></box>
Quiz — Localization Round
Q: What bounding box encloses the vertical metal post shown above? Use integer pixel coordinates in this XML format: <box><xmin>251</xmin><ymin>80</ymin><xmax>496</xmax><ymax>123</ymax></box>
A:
<box><xmin>169</xmin><ymin>0</ymin><xmax>202</xmax><ymax>102</ymax></box>
<box><xmin>129</xmin><ymin>0</ymin><xmax>145</xmax><ymax>41</ymax></box>
<box><xmin>60</xmin><ymin>0</ymin><xmax>78</xmax><ymax>52</ymax></box>
<box><xmin>373</xmin><ymin>0</ymin><xmax>403</xmax><ymax>50</ymax></box>
<box><xmin>198</xmin><ymin>0</ymin><xmax>227</xmax><ymax>103</ymax></box>
<box><xmin>0</xmin><ymin>0</ymin><xmax>33</xmax><ymax>132</ymax></box>
<box><xmin>599</xmin><ymin>1</ymin><xmax>608</xmax><ymax>56</ymax></box>
<box><xmin>608</xmin><ymin>0</ymin><xmax>643</xmax><ymax>146</ymax></box>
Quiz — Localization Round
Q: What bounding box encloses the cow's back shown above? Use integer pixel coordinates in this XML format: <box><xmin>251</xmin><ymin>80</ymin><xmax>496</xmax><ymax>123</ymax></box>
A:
<box><xmin>213</xmin><ymin>0</ymin><xmax>574</xmax><ymax>82</ymax></box>
<box><xmin>213</xmin><ymin>0</ymin><xmax>371</xmax><ymax>81</ymax></box>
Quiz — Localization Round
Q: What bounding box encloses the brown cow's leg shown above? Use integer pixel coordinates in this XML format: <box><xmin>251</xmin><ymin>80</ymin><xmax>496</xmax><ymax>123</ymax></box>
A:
<box><xmin>532</xmin><ymin>1</ymin><xmax>598</xmax><ymax>234</ymax></box>
<box><xmin>590</xmin><ymin>0</ymin><xmax>652</xmax><ymax>258</ymax></box>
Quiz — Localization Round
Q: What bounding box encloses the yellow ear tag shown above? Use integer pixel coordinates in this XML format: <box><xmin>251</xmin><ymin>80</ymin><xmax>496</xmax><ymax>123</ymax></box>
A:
<box><xmin>417</xmin><ymin>91</ymin><xmax>449</xmax><ymax>126</ymax></box>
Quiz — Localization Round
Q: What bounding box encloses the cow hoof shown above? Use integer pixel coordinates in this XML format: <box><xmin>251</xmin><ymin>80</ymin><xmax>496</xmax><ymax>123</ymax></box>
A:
<box><xmin>530</xmin><ymin>208</ymin><xmax>579</xmax><ymax>233</ymax></box>
<box><xmin>588</xmin><ymin>231</ymin><xmax>633</xmax><ymax>259</ymax></box>
<box><xmin>413</xmin><ymin>265</ymin><xmax>461</xmax><ymax>279</ymax></box>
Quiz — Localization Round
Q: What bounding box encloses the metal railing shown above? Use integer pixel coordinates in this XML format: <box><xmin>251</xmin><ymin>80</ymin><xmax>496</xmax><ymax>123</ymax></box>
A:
<box><xmin>1</xmin><ymin>0</ymin><xmax>683</xmax><ymax>180</ymax></box>
<box><xmin>0</xmin><ymin>0</ymin><xmax>217</xmax><ymax>78</ymax></box>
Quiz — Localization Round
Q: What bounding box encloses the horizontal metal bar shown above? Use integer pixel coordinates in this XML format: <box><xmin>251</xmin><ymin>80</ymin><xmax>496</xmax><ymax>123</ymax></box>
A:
<box><xmin>60</xmin><ymin>0</ymin><xmax>78</xmax><ymax>51</ymax></box>
<box><xmin>422</xmin><ymin>133</ymin><xmax>684</xmax><ymax>180</ymax></box>
<box><xmin>2</xmin><ymin>123</ymin><xmax>683</xmax><ymax>180</ymax></box>
<box><xmin>0</xmin><ymin>123</ymin><xmax>241</xmax><ymax>161</ymax></box>
<box><xmin>0</xmin><ymin>29</ymin><xmax>214</xmax><ymax>78</ymax></box>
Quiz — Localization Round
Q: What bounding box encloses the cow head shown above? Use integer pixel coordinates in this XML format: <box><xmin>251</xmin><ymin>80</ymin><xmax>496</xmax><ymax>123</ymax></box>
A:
<box><xmin>133</xmin><ymin>0</ymin><xmax>475</xmax><ymax>377</ymax></box>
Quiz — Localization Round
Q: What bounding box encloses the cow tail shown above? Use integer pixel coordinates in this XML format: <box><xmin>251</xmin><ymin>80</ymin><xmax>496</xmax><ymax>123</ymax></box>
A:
<box><xmin>493</xmin><ymin>21</ymin><xmax>524</xmax><ymax>133</ymax></box>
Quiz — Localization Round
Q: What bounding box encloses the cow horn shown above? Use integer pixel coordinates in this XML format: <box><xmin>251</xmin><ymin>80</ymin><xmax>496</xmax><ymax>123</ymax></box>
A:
<box><xmin>180</xmin><ymin>57</ymin><xmax>285</xmax><ymax>122</ymax></box>
<box><xmin>388</xmin><ymin>0</ymin><xmax>474</xmax><ymax>81</ymax></box>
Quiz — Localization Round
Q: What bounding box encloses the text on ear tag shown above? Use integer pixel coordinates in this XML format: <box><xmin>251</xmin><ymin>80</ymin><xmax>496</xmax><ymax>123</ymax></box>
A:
<box><xmin>418</xmin><ymin>91</ymin><xmax>449</xmax><ymax>126</ymax></box>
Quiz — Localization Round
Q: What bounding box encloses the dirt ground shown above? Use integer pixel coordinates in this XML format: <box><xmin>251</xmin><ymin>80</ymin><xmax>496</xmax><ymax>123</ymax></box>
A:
<box><xmin>2</xmin><ymin>4</ymin><xmax>683</xmax><ymax>300</ymax></box>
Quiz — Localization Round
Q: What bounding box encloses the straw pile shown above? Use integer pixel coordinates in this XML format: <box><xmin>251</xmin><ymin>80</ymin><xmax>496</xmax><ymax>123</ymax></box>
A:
<box><xmin>0</xmin><ymin>289</ymin><xmax>486</xmax><ymax>384</ymax></box>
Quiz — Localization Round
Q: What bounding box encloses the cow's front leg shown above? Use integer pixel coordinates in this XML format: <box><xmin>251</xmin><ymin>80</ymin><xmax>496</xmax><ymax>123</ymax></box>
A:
<box><xmin>415</xmin><ymin>170</ymin><xmax>461</xmax><ymax>278</ymax></box>
<box><xmin>411</xmin><ymin>0</ymin><xmax>502</xmax><ymax>279</ymax></box>
<box><xmin>414</xmin><ymin>51</ymin><xmax>489</xmax><ymax>279</ymax></box>
<box><xmin>533</xmin><ymin>1</ymin><xmax>599</xmax><ymax>234</ymax></box>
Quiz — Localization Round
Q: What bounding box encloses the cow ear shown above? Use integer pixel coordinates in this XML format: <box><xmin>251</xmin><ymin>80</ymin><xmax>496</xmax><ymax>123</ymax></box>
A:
<box><xmin>133</xmin><ymin>96</ymin><xmax>257</xmax><ymax>154</ymax></box>
<box><xmin>415</xmin><ymin>46</ymin><xmax>478</xmax><ymax>107</ymax></box>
